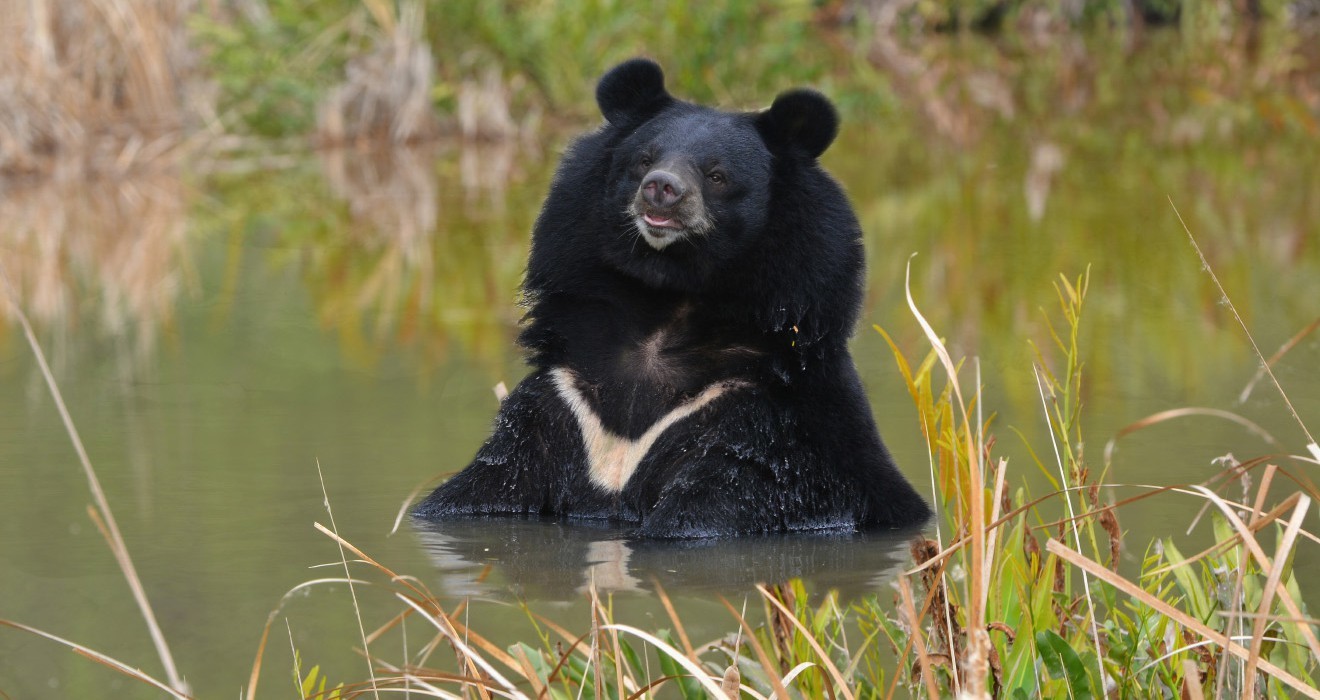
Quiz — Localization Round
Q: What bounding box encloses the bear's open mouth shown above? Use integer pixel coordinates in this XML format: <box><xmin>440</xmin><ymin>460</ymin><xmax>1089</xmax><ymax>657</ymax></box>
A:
<box><xmin>642</xmin><ymin>212</ymin><xmax>683</xmax><ymax>230</ymax></box>
<box><xmin>635</xmin><ymin>213</ymin><xmax>686</xmax><ymax>251</ymax></box>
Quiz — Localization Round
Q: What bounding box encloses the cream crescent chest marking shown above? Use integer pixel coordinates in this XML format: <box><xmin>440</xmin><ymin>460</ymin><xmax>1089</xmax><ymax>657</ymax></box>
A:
<box><xmin>550</xmin><ymin>367</ymin><xmax>743</xmax><ymax>494</ymax></box>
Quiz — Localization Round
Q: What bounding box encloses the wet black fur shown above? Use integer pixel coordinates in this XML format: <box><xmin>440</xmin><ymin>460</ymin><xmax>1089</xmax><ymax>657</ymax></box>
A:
<box><xmin>414</xmin><ymin>59</ymin><xmax>931</xmax><ymax>537</ymax></box>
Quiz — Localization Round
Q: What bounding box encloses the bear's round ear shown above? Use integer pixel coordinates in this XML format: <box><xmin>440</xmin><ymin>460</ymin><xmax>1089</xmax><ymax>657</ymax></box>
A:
<box><xmin>755</xmin><ymin>89</ymin><xmax>839</xmax><ymax>159</ymax></box>
<box><xmin>596</xmin><ymin>58</ymin><xmax>672</xmax><ymax>126</ymax></box>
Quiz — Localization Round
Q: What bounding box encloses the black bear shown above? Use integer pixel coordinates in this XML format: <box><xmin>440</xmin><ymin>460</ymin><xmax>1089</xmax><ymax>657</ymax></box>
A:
<box><xmin>414</xmin><ymin>59</ymin><xmax>931</xmax><ymax>538</ymax></box>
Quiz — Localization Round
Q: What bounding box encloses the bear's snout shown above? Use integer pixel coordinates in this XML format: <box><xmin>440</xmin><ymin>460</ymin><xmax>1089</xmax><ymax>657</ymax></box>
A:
<box><xmin>627</xmin><ymin>163</ymin><xmax>713</xmax><ymax>250</ymax></box>
<box><xmin>641</xmin><ymin>170</ymin><xmax>686</xmax><ymax>209</ymax></box>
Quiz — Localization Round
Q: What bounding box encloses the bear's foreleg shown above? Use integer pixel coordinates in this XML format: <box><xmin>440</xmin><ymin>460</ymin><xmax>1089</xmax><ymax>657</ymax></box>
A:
<box><xmin>415</xmin><ymin>369</ymin><xmax>602</xmax><ymax>519</ymax></box>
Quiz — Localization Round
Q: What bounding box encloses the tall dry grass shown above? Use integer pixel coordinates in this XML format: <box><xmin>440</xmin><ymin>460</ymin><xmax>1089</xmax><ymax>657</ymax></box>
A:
<box><xmin>316</xmin><ymin>0</ymin><xmax>438</xmax><ymax>145</ymax></box>
<box><xmin>0</xmin><ymin>0</ymin><xmax>205</xmax><ymax>178</ymax></box>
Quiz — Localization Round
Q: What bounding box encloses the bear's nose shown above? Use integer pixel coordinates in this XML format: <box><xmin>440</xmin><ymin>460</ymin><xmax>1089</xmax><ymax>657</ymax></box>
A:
<box><xmin>641</xmin><ymin>170</ymin><xmax>685</xmax><ymax>209</ymax></box>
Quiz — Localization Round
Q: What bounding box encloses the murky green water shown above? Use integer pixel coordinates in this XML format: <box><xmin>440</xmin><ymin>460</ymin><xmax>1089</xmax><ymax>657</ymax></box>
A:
<box><xmin>2</xmin><ymin>31</ymin><xmax>1318</xmax><ymax>697</ymax></box>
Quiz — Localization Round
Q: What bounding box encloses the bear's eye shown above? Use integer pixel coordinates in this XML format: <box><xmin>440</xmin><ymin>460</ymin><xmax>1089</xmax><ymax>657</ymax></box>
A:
<box><xmin>707</xmin><ymin>171</ymin><xmax>726</xmax><ymax>185</ymax></box>
<box><xmin>638</xmin><ymin>155</ymin><xmax>653</xmax><ymax>169</ymax></box>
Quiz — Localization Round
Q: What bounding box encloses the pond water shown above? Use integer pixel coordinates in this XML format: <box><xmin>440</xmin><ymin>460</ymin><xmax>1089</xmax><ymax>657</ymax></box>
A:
<box><xmin>2</xmin><ymin>30</ymin><xmax>1318</xmax><ymax>698</ymax></box>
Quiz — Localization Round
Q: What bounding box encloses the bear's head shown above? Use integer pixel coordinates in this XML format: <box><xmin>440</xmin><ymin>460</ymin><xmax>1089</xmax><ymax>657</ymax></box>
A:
<box><xmin>524</xmin><ymin>59</ymin><xmax>864</xmax><ymax>357</ymax></box>
<box><xmin>591</xmin><ymin>58</ymin><xmax>843</xmax><ymax>291</ymax></box>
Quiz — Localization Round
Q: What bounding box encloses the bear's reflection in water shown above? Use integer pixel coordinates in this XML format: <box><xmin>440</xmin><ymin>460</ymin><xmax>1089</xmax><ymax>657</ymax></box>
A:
<box><xmin>414</xmin><ymin>518</ymin><xmax>919</xmax><ymax>601</ymax></box>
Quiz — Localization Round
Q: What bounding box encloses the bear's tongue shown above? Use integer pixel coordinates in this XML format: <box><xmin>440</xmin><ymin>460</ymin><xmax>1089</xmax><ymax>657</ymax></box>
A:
<box><xmin>644</xmin><ymin>213</ymin><xmax>679</xmax><ymax>229</ymax></box>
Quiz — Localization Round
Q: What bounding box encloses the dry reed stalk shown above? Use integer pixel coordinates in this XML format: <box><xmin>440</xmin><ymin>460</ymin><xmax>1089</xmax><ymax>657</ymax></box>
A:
<box><xmin>1238</xmin><ymin>316</ymin><xmax>1320</xmax><ymax>403</ymax></box>
<box><xmin>587</xmin><ymin>580</ymin><xmax>606</xmax><ymax>700</ymax></box>
<box><xmin>1171</xmin><ymin>198</ymin><xmax>1318</xmax><ymax>452</ymax></box>
<box><xmin>392</xmin><ymin>474</ymin><xmax>442</xmax><ymax>534</ymax></box>
<box><xmin>1249</xmin><ymin>464</ymin><xmax>1278</xmax><ymax>521</ymax></box>
<box><xmin>437</xmin><ymin>616</ymin><xmax>526</xmax><ymax>681</ymax></box>
<box><xmin>365</xmin><ymin>608</ymin><xmax>415</xmax><ymax>647</ymax></box>
<box><xmin>524</xmin><ymin>609</ymin><xmax>580</xmax><ymax>651</ymax></box>
<box><xmin>599</xmin><ymin>624</ymin><xmax>732</xmax><ymax>699</ymax></box>
<box><xmin>895</xmin><ymin>574</ymin><xmax>940</xmax><ymax>700</ymax></box>
<box><xmin>1181</xmin><ymin>658</ymin><xmax>1206</xmax><ymax>700</ymax></box>
<box><xmin>507</xmin><ymin>645</ymin><xmax>545</xmax><ymax>697</ymax></box>
<box><xmin>0</xmin><ymin>619</ymin><xmax>192</xmax><ymax>699</ymax></box>
<box><xmin>395</xmin><ymin>595</ymin><xmax>517</xmax><ymax>698</ymax></box>
<box><xmin>651</xmin><ymin>580</ymin><xmax>697</xmax><ymax>661</ymax></box>
<box><xmin>1242</xmin><ymin>493</ymin><xmax>1311</xmax><ymax>692</ymax></box>
<box><xmin>980</xmin><ymin>457</ymin><xmax>1009</xmax><ymax>619</ymax></box>
<box><xmin>315</xmin><ymin>462</ymin><xmax>382</xmax><ymax>700</ymax></box>
<box><xmin>600</xmin><ymin>594</ymin><xmax>630</xmax><ymax>698</ymax></box>
<box><xmin>904</xmin><ymin>255</ymin><xmax>988</xmax><ymax>696</ymax></box>
<box><xmin>755</xmin><ymin>584</ymin><xmax>854</xmax><ymax>700</ymax></box>
<box><xmin>332</xmin><ymin>666</ymin><xmax>500</xmax><ymax>699</ymax></box>
<box><xmin>1103</xmin><ymin>407</ymin><xmax>1279</xmax><ymax>466</ymax></box>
